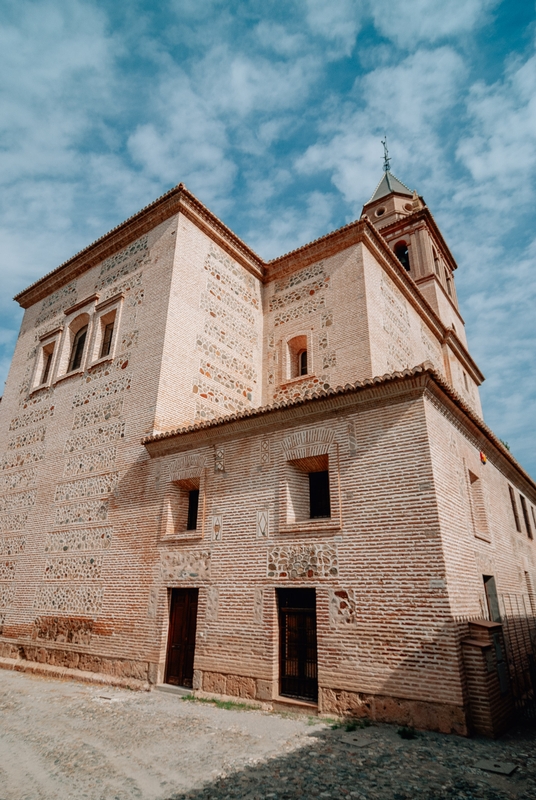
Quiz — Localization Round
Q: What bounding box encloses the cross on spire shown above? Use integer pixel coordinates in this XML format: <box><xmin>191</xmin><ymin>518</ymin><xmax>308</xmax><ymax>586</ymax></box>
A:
<box><xmin>381</xmin><ymin>135</ymin><xmax>391</xmax><ymax>172</ymax></box>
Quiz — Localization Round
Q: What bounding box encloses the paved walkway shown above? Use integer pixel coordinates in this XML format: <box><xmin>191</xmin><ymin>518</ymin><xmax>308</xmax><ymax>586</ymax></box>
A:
<box><xmin>0</xmin><ymin>670</ymin><xmax>534</xmax><ymax>799</ymax></box>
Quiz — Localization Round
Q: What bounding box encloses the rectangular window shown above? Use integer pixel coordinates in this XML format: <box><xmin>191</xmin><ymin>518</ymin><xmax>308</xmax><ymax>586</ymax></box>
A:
<box><xmin>520</xmin><ymin>495</ymin><xmax>533</xmax><ymax>539</ymax></box>
<box><xmin>309</xmin><ymin>470</ymin><xmax>331</xmax><ymax>519</ymax></box>
<box><xmin>100</xmin><ymin>321</ymin><xmax>115</xmax><ymax>358</ymax></box>
<box><xmin>508</xmin><ymin>485</ymin><xmax>521</xmax><ymax>532</ymax></box>
<box><xmin>186</xmin><ymin>489</ymin><xmax>199</xmax><ymax>531</ymax></box>
<box><xmin>483</xmin><ymin>575</ymin><xmax>501</xmax><ymax>622</ymax></box>
<box><xmin>468</xmin><ymin>471</ymin><xmax>489</xmax><ymax>539</ymax></box>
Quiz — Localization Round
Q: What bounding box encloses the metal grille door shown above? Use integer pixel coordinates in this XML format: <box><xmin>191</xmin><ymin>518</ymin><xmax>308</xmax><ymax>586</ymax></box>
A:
<box><xmin>278</xmin><ymin>588</ymin><xmax>318</xmax><ymax>702</ymax></box>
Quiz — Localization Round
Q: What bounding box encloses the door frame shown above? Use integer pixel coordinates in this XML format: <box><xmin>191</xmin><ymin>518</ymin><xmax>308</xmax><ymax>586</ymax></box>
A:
<box><xmin>164</xmin><ymin>587</ymin><xmax>199</xmax><ymax>688</ymax></box>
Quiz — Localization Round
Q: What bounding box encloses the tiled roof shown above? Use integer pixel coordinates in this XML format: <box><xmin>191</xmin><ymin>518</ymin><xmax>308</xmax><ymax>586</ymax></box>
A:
<box><xmin>367</xmin><ymin>171</ymin><xmax>413</xmax><ymax>203</ymax></box>
<box><xmin>142</xmin><ymin>363</ymin><xmax>535</xmax><ymax>489</ymax></box>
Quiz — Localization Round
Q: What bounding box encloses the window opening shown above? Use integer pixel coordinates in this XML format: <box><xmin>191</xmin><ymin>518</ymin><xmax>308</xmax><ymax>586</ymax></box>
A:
<box><xmin>446</xmin><ymin>274</ymin><xmax>453</xmax><ymax>297</ymax></box>
<box><xmin>483</xmin><ymin>575</ymin><xmax>501</xmax><ymax>622</ymax></box>
<box><xmin>40</xmin><ymin>344</ymin><xmax>54</xmax><ymax>384</ymax></box>
<box><xmin>532</xmin><ymin>506</ymin><xmax>536</xmax><ymax>531</ymax></box>
<box><xmin>309</xmin><ymin>470</ymin><xmax>331</xmax><ymax>519</ymax></box>
<box><xmin>509</xmin><ymin>485</ymin><xmax>521</xmax><ymax>532</ymax></box>
<box><xmin>100</xmin><ymin>321</ymin><xmax>115</xmax><ymax>358</ymax></box>
<box><xmin>520</xmin><ymin>495</ymin><xmax>533</xmax><ymax>539</ymax></box>
<box><xmin>186</xmin><ymin>489</ymin><xmax>199</xmax><ymax>531</ymax></box>
<box><xmin>287</xmin><ymin>335</ymin><xmax>308</xmax><ymax>380</ymax></box>
<box><xmin>68</xmin><ymin>325</ymin><xmax>88</xmax><ymax>372</ymax></box>
<box><xmin>463</xmin><ymin>371</ymin><xmax>469</xmax><ymax>391</ymax></box>
<box><xmin>433</xmin><ymin>248</ymin><xmax>440</xmax><ymax>275</ymax></box>
<box><xmin>394</xmin><ymin>242</ymin><xmax>410</xmax><ymax>271</ymax></box>
<box><xmin>468</xmin><ymin>471</ymin><xmax>488</xmax><ymax>538</ymax></box>
<box><xmin>299</xmin><ymin>350</ymin><xmax>308</xmax><ymax>376</ymax></box>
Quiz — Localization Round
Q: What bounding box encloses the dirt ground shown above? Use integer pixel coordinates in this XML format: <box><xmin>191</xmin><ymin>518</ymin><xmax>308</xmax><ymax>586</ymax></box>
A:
<box><xmin>0</xmin><ymin>669</ymin><xmax>535</xmax><ymax>800</ymax></box>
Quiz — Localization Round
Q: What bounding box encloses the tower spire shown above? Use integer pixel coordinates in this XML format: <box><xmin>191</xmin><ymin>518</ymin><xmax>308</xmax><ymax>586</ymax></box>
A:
<box><xmin>381</xmin><ymin>135</ymin><xmax>391</xmax><ymax>172</ymax></box>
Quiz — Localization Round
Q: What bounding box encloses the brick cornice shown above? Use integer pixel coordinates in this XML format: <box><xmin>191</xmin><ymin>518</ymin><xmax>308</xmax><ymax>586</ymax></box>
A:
<box><xmin>14</xmin><ymin>185</ymin><xmax>264</xmax><ymax>309</ymax></box>
<box><xmin>142</xmin><ymin>362</ymin><xmax>535</xmax><ymax>499</ymax></box>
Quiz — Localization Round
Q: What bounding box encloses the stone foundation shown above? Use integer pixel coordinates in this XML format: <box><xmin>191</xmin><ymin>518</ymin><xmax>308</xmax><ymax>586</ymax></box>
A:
<box><xmin>201</xmin><ymin>670</ymin><xmax>274</xmax><ymax>702</ymax></box>
<box><xmin>319</xmin><ymin>687</ymin><xmax>468</xmax><ymax>735</ymax></box>
<box><xmin>0</xmin><ymin>640</ymin><xmax>150</xmax><ymax>684</ymax></box>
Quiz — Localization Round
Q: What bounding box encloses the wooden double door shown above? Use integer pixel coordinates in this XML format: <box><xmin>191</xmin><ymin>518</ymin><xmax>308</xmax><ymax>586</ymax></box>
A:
<box><xmin>165</xmin><ymin>588</ymin><xmax>199</xmax><ymax>688</ymax></box>
<box><xmin>278</xmin><ymin>588</ymin><xmax>318</xmax><ymax>702</ymax></box>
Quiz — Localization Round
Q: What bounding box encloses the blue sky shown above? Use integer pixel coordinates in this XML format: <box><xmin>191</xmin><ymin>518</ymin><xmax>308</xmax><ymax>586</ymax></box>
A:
<box><xmin>1</xmin><ymin>0</ymin><xmax>535</xmax><ymax>476</ymax></box>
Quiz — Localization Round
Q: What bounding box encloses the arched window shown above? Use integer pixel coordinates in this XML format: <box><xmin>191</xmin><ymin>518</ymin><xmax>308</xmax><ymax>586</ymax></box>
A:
<box><xmin>68</xmin><ymin>324</ymin><xmax>88</xmax><ymax>372</ymax></box>
<box><xmin>287</xmin><ymin>335</ymin><xmax>309</xmax><ymax>379</ymax></box>
<box><xmin>299</xmin><ymin>349</ymin><xmax>308</xmax><ymax>376</ymax></box>
<box><xmin>394</xmin><ymin>242</ymin><xmax>410</xmax><ymax>271</ymax></box>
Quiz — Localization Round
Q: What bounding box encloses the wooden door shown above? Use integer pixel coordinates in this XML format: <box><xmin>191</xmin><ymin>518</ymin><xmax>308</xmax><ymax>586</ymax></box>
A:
<box><xmin>278</xmin><ymin>588</ymin><xmax>318</xmax><ymax>702</ymax></box>
<box><xmin>165</xmin><ymin>588</ymin><xmax>199</xmax><ymax>687</ymax></box>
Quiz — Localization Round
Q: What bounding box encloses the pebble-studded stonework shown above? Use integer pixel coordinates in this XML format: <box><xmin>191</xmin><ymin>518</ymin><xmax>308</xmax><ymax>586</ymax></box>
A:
<box><xmin>0</xmin><ymin>445</ymin><xmax>44</xmax><ymax>472</ymax></box>
<box><xmin>9</xmin><ymin>405</ymin><xmax>54</xmax><ymax>431</ymax></box>
<box><xmin>33</xmin><ymin>585</ymin><xmax>104</xmax><ymax>615</ymax></box>
<box><xmin>0</xmin><ymin>512</ymin><xmax>28</xmax><ymax>533</ymax></box>
<box><xmin>8</xmin><ymin>427</ymin><xmax>46</xmax><ymax>450</ymax></box>
<box><xmin>54</xmin><ymin>473</ymin><xmax>119</xmax><ymax>502</ymax></box>
<box><xmin>18</xmin><ymin>385</ymin><xmax>54</xmax><ymax>409</ymax></box>
<box><xmin>72</xmin><ymin>398</ymin><xmax>123</xmax><ymax>430</ymax></box>
<box><xmin>323</xmin><ymin>352</ymin><xmax>337</xmax><ymax>369</ymax></box>
<box><xmin>0</xmin><ymin>586</ymin><xmax>15</xmax><ymax>607</ymax></box>
<box><xmin>329</xmin><ymin>588</ymin><xmax>358</xmax><ymax>626</ymax></box>
<box><xmin>203</xmin><ymin>322</ymin><xmax>254</xmax><ymax>361</ymax></box>
<box><xmin>0</xmin><ymin>535</ymin><xmax>26</xmax><ymax>556</ymax></box>
<box><xmin>64</xmin><ymin>421</ymin><xmax>125</xmax><ymax>453</ymax></box>
<box><xmin>274</xmin><ymin>261</ymin><xmax>325</xmax><ymax>293</ymax></box>
<box><xmin>0</xmin><ymin>561</ymin><xmax>16</xmax><ymax>581</ymax></box>
<box><xmin>160</xmin><ymin>550</ymin><xmax>211</xmax><ymax>582</ymax></box>
<box><xmin>32</xmin><ymin>615</ymin><xmax>93</xmax><ymax>644</ymax></box>
<box><xmin>35</xmin><ymin>282</ymin><xmax>77</xmax><ymax>326</ymax></box>
<box><xmin>272</xmin><ymin>374</ymin><xmax>331</xmax><ymax>403</ymax></box>
<box><xmin>204</xmin><ymin>253</ymin><xmax>259</xmax><ymax>308</ymax></box>
<box><xmin>102</xmin><ymin>270</ymin><xmax>143</xmax><ymax>301</ymax></box>
<box><xmin>43</xmin><ymin>555</ymin><xmax>103</xmax><ymax>581</ymax></box>
<box><xmin>196</xmin><ymin>334</ymin><xmax>256</xmax><ymax>381</ymax></box>
<box><xmin>200</xmin><ymin>296</ymin><xmax>258</xmax><ymax>345</ymax></box>
<box><xmin>193</xmin><ymin>380</ymin><xmax>247</xmax><ymax>413</ymax></box>
<box><xmin>205</xmin><ymin>280</ymin><xmax>256</xmax><ymax>326</ymax></box>
<box><xmin>97</xmin><ymin>236</ymin><xmax>148</xmax><ymax>278</ymax></box>
<box><xmin>381</xmin><ymin>279</ymin><xmax>414</xmax><ymax>371</ymax></box>
<box><xmin>198</xmin><ymin>361</ymin><xmax>253</xmax><ymax>401</ymax></box>
<box><xmin>44</xmin><ymin>527</ymin><xmax>113</xmax><ymax>553</ymax></box>
<box><xmin>273</xmin><ymin>295</ymin><xmax>326</xmax><ymax>327</ymax></box>
<box><xmin>269</xmin><ymin>277</ymin><xmax>330</xmax><ymax>312</ymax></box>
<box><xmin>0</xmin><ymin>490</ymin><xmax>36</xmax><ymax>513</ymax></box>
<box><xmin>267</xmin><ymin>543</ymin><xmax>339</xmax><ymax>579</ymax></box>
<box><xmin>72</xmin><ymin>374</ymin><xmax>131</xmax><ymax>408</ymax></box>
<box><xmin>54</xmin><ymin>500</ymin><xmax>109</xmax><ymax>527</ymax></box>
<box><xmin>95</xmin><ymin>242</ymin><xmax>149</xmax><ymax>292</ymax></box>
<box><xmin>63</xmin><ymin>446</ymin><xmax>117</xmax><ymax>477</ymax></box>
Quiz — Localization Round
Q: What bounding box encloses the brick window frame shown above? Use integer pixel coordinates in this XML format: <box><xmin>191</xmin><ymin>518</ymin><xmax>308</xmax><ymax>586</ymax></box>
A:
<box><xmin>467</xmin><ymin>468</ymin><xmax>490</xmax><ymax>542</ymax></box>
<box><xmin>31</xmin><ymin>325</ymin><xmax>63</xmax><ymax>391</ymax></box>
<box><xmin>54</xmin><ymin>294</ymin><xmax>100</xmax><ymax>380</ymax></box>
<box><xmin>283</xmin><ymin>332</ymin><xmax>313</xmax><ymax>384</ymax></box>
<box><xmin>508</xmin><ymin>485</ymin><xmax>521</xmax><ymax>532</ymax></box>
<box><xmin>87</xmin><ymin>292</ymin><xmax>124</xmax><ymax>367</ymax></box>
<box><xmin>279</xmin><ymin>435</ymin><xmax>341</xmax><ymax>534</ymax></box>
<box><xmin>160</xmin><ymin>467</ymin><xmax>207</xmax><ymax>541</ymax></box>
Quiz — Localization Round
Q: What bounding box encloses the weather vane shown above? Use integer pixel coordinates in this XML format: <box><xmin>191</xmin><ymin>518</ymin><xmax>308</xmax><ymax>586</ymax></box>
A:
<box><xmin>381</xmin><ymin>135</ymin><xmax>391</xmax><ymax>172</ymax></box>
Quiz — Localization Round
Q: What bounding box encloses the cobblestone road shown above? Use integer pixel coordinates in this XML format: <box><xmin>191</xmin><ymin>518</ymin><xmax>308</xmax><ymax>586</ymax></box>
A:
<box><xmin>0</xmin><ymin>670</ymin><xmax>534</xmax><ymax>800</ymax></box>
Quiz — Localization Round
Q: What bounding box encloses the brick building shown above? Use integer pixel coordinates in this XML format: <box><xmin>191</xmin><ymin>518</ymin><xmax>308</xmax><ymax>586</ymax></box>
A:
<box><xmin>1</xmin><ymin>169</ymin><xmax>535</xmax><ymax>736</ymax></box>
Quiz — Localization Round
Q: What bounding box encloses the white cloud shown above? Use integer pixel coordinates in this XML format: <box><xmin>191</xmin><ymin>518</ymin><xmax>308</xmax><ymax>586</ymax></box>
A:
<box><xmin>369</xmin><ymin>0</ymin><xmax>499</xmax><ymax>48</ymax></box>
<box><xmin>304</xmin><ymin>0</ymin><xmax>364</xmax><ymax>56</ymax></box>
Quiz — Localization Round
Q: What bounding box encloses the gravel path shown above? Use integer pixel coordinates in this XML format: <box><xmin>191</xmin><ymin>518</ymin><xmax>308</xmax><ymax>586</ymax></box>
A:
<box><xmin>0</xmin><ymin>670</ymin><xmax>534</xmax><ymax>800</ymax></box>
